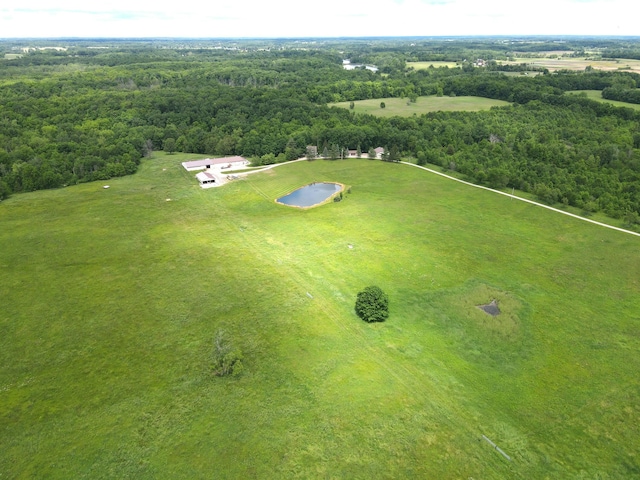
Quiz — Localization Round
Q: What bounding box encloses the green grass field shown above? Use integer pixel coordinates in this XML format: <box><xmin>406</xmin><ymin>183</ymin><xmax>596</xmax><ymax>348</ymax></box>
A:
<box><xmin>2</xmin><ymin>154</ymin><xmax>639</xmax><ymax>478</ymax></box>
<box><xmin>331</xmin><ymin>96</ymin><xmax>511</xmax><ymax>117</ymax></box>
<box><xmin>567</xmin><ymin>90</ymin><xmax>640</xmax><ymax>111</ymax></box>
<box><xmin>407</xmin><ymin>61</ymin><xmax>460</xmax><ymax>70</ymax></box>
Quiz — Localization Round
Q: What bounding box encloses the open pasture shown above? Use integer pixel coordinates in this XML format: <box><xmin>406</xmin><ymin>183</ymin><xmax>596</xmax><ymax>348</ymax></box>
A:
<box><xmin>331</xmin><ymin>95</ymin><xmax>510</xmax><ymax>117</ymax></box>
<box><xmin>1</xmin><ymin>155</ymin><xmax>639</xmax><ymax>478</ymax></box>
<box><xmin>499</xmin><ymin>56</ymin><xmax>640</xmax><ymax>73</ymax></box>
<box><xmin>407</xmin><ymin>61</ymin><xmax>460</xmax><ymax>70</ymax></box>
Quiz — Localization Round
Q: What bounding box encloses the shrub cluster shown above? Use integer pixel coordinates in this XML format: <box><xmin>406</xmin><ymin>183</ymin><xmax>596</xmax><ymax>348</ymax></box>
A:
<box><xmin>212</xmin><ymin>330</ymin><xmax>243</xmax><ymax>376</ymax></box>
<box><xmin>355</xmin><ymin>286</ymin><xmax>389</xmax><ymax>323</ymax></box>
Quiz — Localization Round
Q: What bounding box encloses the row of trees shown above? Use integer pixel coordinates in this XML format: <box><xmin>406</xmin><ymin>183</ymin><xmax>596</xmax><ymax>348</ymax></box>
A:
<box><xmin>602</xmin><ymin>86</ymin><xmax>640</xmax><ymax>105</ymax></box>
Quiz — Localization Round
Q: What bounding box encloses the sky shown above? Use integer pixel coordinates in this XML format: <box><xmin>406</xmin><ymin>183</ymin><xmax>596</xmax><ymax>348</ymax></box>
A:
<box><xmin>0</xmin><ymin>0</ymin><xmax>637</xmax><ymax>38</ymax></box>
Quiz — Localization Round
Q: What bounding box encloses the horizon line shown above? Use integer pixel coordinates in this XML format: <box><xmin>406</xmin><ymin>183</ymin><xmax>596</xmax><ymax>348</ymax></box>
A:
<box><xmin>3</xmin><ymin>34</ymin><xmax>640</xmax><ymax>41</ymax></box>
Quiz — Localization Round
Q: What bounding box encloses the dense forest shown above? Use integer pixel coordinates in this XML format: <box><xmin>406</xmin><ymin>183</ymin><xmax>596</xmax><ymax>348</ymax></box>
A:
<box><xmin>1</xmin><ymin>37</ymin><xmax>640</xmax><ymax>225</ymax></box>
<box><xmin>602</xmin><ymin>85</ymin><xmax>640</xmax><ymax>104</ymax></box>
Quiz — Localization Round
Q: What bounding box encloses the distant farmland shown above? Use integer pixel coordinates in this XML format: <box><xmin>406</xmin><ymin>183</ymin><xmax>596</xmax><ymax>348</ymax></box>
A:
<box><xmin>498</xmin><ymin>56</ymin><xmax>640</xmax><ymax>73</ymax></box>
<box><xmin>406</xmin><ymin>61</ymin><xmax>460</xmax><ymax>70</ymax></box>
<box><xmin>331</xmin><ymin>95</ymin><xmax>510</xmax><ymax>117</ymax></box>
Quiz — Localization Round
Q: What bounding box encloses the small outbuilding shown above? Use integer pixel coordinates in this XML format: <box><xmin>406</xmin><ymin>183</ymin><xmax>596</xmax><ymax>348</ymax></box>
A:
<box><xmin>196</xmin><ymin>171</ymin><xmax>217</xmax><ymax>188</ymax></box>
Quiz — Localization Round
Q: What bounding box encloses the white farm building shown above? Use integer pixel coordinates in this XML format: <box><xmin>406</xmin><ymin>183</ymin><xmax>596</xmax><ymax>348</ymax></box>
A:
<box><xmin>182</xmin><ymin>156</ymin><xmax>249</xmax><ymax>189</ymax></box>
<box><xmin>195</xmin><ymin>171</ymin><xmax>217</xmax><ymax>188</ymax></box>
<box><xmin>181</xmin><ymin>156</ymin><xmax>249</xmax><ymax>172</ymax></box>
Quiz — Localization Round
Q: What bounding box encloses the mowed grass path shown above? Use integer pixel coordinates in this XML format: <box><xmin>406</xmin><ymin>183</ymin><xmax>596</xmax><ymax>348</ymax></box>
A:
<box><xmin>1</xmin><ymin>155</ymin><xmax>639</xmax><ymax>478</ymax></box>
<box><xmin>331</xmin><ymin>95</ymin><xmax>511</xmax><ymax>117</ymax></box>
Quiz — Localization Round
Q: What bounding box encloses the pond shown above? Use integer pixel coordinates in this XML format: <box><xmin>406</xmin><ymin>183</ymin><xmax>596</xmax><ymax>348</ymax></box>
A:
<box><xmin>276</xmin><ymin>182</ymin><xmax>343</xmax><ymax>208</ymax></box>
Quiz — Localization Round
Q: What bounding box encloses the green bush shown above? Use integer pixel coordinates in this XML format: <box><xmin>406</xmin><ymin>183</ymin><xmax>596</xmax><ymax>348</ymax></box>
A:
<box><xmin>0</xmin><ymin>180</ymin><xmax>11</xmax><ymax>201</ymax></box>
<box><xmin>355</xmin><ymin>286</ymin><xmax>389</xmax><ymax>323</ymax></box>
<box><xmin>212</xmin><ymin>330</ymin><xmax>243</xmax><ymax>376</ymax></box>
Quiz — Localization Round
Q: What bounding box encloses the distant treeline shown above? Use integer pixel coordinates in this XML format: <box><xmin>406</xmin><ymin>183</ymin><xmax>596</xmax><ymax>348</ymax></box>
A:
<box><xmin>604</xmin><ymin>50</ymin><xmax>640</xmax><ymax>61</ymax></box>
<box><xmin>1</xmin><ymin>43</ymin><xmax>640</xmax><ymax>225</ymax></box>
<box><xmin>602</xmin><ymin>86</ymin><xmax>640</xmax><ymax>105</ymax></box>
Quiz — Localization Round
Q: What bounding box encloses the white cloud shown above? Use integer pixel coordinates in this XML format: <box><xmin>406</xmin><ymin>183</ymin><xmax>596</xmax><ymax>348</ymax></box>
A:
<box><xmin>1</xmin><ymin>0</ymin><xmax>638</xmax><ymax>37</ymax></box>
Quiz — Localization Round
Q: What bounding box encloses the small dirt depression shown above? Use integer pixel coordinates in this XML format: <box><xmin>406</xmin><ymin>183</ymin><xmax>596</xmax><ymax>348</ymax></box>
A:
<box><xmin>478</xmin><ymin>299</ymin><xmax>501</xmax><ymax>316</ymax></box>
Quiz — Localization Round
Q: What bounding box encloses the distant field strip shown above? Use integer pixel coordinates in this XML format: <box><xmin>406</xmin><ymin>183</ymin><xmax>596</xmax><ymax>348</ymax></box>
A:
<box><xmin>498</xmin><ymin>56</ymin><xmax>640</xmax><ymax>73</ymax></box>
<box><xmin>331</xmin><ymin>95</ymin><xmax>510</xmax><ymax>116</ymax></box>
<box><xmin>407</xmin><ymin>61</ymin><xmax>460</xmax><ymax>69</ymax></box>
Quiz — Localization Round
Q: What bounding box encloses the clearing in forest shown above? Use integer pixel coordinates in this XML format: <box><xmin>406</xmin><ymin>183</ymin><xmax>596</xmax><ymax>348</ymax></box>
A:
<box><xmin>406</xmin><ymin>61</ymin><xmax>460</xmax><ymax>70</ymax></box>
<box><xmin>331</xmin><ymin>95</ymin><xmax>510</xmax><ymax>117</ymax></box>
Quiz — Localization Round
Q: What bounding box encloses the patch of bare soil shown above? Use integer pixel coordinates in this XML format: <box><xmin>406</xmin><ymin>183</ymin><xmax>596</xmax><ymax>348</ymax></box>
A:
<box><xmin>478</xmin><ymin>299</ymin><xmax>500</xmax><ymax>316</ymax></box>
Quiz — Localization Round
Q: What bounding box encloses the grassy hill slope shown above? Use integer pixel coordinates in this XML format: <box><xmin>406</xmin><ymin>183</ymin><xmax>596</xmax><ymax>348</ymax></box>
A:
<box><xmin>1</xmin><ymin>154</ymin><xmax>639</xmax><ymax>478</ymax></box>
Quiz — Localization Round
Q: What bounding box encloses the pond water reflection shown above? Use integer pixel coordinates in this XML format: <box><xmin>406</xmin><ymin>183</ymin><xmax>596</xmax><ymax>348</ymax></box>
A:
<box><xmin>276</xmin><ymin>182</ymin><xmax>342</xmax><ymax>208</ymax></box>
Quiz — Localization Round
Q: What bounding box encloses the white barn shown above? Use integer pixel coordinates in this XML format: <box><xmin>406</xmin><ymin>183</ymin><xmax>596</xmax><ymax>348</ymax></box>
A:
<box><xmin>182</xmin><ymin>156</ymin><xmax>249</xmax><ymax>172</ymax></box>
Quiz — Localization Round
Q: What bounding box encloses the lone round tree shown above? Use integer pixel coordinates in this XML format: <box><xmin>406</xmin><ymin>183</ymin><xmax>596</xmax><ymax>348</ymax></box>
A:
<box><xmin>355</xmin><ymin>286</ymin><xmax>389</xmax><ymax>323</ymax></box>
